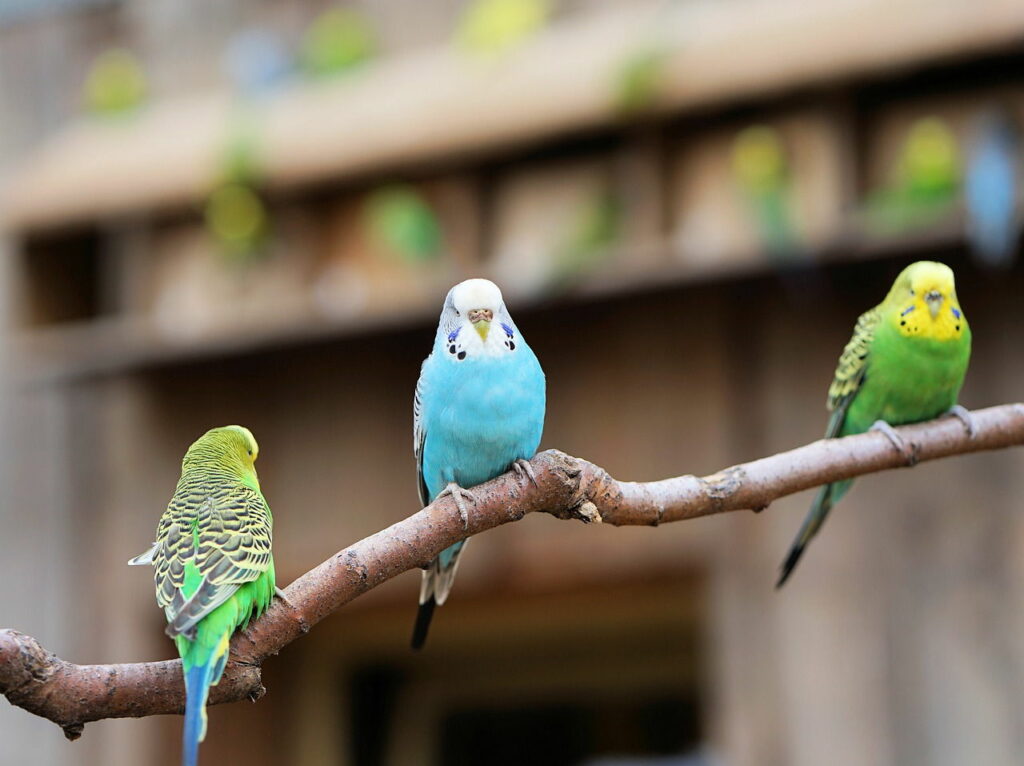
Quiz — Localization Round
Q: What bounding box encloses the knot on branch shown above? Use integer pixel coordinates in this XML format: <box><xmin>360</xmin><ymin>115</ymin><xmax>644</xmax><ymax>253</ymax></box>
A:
<box><xmin>0</xmin><ymin>630</ymin><xmax>57</xmax><ymax>693</ymax></box>
<box><xmin>535</xmin><ymin>449</ymin><xmax>612</xmax><ymax>523</ymax></box>
<box><xmin>699</xmin><ymin>466</ymin><xmax>746</xmax><ymax>511</ymax></box>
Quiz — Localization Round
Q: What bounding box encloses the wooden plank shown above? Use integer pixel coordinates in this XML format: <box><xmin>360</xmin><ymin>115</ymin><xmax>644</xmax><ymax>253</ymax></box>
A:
<box><xmin>4</xmin><ymin>0</ymin><xmax>1024</xmax><ymax>230</ymax></box>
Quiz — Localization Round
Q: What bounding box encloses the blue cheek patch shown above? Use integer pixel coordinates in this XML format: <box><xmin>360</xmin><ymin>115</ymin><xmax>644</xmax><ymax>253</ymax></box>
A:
<box><xmin>448</xmin><ymin>328</ymin><xmax>460</xmax><ymax>342</ymax></box>
<box><xmin>501</xmin><ymin>323</ymin><xmax>515</xmax><ymax>338</ymax></box>
<box><xmin>901</xmin><ymin>305</ymin><xmax>916</xmax><ymax>316</ymax></box>
<box><xmin>952</xmin><ymin>307</ymin><xmax>961</xmax><ymax>319</ymax></box>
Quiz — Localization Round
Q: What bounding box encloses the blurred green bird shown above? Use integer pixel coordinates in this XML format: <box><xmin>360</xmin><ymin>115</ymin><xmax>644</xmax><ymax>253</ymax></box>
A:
<box><xmin>301</xmin><ymin>7</ymin><xmax>376</xmax><ymax>77</ymax></box>
<box><xmin>83</xmin><ymin>48</ymin><xmax>146</xmax><ymax>116</ymax></box>
<box><xmin>731</xmin><ymin>125</ymin><xmax>799</xmax><ymax>258</ymax></box>
<box><xmin>456</xmin><ymin>0</ymin><xmax>550</xmax><ymax>56</ymax></box>
<box><xmin>865</xmin><ymin>117</ymin><xmax>960</xmax><ymax>234</ymax></box>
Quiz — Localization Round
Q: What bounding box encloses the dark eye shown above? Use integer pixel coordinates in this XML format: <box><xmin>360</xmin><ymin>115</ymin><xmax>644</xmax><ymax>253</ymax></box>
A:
<box><xmin>909</xmin><ymin>289</ymin><xmax>915</xmax><ymax>296</ymax></box>
<box><xmin>247</xmin><ymin>449</ymin><xmax>253</xmax><ymax>456</ymax></box>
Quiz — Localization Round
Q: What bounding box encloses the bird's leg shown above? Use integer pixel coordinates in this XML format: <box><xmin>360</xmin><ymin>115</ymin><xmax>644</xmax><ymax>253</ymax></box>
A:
<box><xmin>512</xmin><ymin>458</ymin><xmax>538</xmax><ymax>487</ymax></box>
<box><xmin>274</xmin><ymin>587</ymin><xmax>295</xmax><ymax>609</ymax></box>
<box><xmin>436</xmin><ymin>482</ymin><xmax>478</xmax><ymax>530</ymax></box>
<box><xmin>943</xmin><ymin>404</ymin><xmax>977</xmax><ymax>438</ymax></box>
<box><xmin>870</xmin><ymin>420</ymin><xmax>916</xmax><ymax>465</ymax></box>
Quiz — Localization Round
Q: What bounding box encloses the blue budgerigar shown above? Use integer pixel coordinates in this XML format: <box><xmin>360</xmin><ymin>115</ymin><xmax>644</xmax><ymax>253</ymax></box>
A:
<box><xmin>965</xmin><ymin>109</ymin><xmax>1020</xmax><ymax>269</ymax></box>
<box><xmin>411</xmin><ymin>278</ymin><xmax>546</xmax><ymax>649</ymax></box>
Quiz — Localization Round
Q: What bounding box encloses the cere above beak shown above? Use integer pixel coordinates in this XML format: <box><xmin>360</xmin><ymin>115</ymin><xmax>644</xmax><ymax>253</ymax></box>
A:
<box><xmin>468</xmin><ymin>308</ymin><xmax>493</xmax><ymax>340</ymax></box>
<box><xmin>924</xmin><ymin>289</ymin><xmax>944</xmax><ymax>318</ymax></box>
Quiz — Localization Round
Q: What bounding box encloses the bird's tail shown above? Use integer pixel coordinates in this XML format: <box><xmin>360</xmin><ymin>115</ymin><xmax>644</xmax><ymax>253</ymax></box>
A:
<box><xmin>181</xmin><ymin>632</ymin><xmax>230</xmax><ymax>766</ymax></box>
<box><xmin>410</xmin><ymin>597</ymin><xmax>436</xmax><ymax>651</ymax></box>
<box><xmin>776</xmin><ymin>479</ymin><xmax>851</xmax><ymax>588</ymax></box>
<box><xmin>410</xmin><ymin>540</ymin><xmax>467</xmax><ymax>650</ymax></box>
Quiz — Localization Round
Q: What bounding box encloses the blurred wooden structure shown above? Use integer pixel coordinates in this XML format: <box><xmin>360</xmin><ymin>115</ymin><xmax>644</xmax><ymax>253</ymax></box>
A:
<box><xmin>2</xmin><ymin>1</ymin><xmax>1024</xmax><ymax>765</ymax></box>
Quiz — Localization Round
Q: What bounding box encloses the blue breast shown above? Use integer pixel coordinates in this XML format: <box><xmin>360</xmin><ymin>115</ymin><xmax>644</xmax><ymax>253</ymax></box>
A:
<box><xmin>420</xmin><ymin>340</ymin><xmax>546</xmax><ymax>500</ymax></box>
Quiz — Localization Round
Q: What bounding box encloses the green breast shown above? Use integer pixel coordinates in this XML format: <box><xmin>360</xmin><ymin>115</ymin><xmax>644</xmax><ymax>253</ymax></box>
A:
<box><xmin>841</xmin><ymin>318</ymin><xmax>971</xmax><ymax>436</ymax></box>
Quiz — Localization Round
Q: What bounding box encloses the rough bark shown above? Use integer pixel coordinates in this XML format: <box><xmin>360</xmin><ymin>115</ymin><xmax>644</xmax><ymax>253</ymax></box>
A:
<box><xmin>2</xmin><ymin>403</ymin><xmax>1022</xmax><ymax>739</ymax></box>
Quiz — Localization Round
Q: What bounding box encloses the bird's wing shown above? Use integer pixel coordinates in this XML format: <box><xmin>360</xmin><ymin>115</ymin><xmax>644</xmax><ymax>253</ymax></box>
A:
<box><xmin>413</xmin><ymin>358</ymin><xmax>431</xmax><ymax>508</ymax></box>
<box><xmin>824</xmin><ymin>306</ymin><xmax>880</xmax><ymax>438</ymax></box>
<box><xmin>155</xmin><ymin>484</ymin><xmax>273</xmax><ymax>639</ymax></box>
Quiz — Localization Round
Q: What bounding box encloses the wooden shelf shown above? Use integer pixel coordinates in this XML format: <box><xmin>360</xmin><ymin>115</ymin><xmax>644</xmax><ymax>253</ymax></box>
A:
<box><xmin>4</xmin><ymin>0</ymin><xmax>1024</xmax><ymax>231</ymax></box>
<box><xmin>12</xmin><ymin>216</ymin><xmax>967</xmax><ymax>384</ymax></box>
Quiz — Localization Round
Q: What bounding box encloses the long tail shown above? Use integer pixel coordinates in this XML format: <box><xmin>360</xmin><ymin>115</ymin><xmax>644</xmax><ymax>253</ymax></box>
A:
<box><xmin>410</xmin><ymin>597</ymin><xmax>436</xmax><ymax>650</ymax></box>
<box><xmin>181</xmin><ymin>634</ymin><xmax>230</xmax><ymax>766</ymax></box>
<box><xmin>776</xmin><ymin>479</ymin><xmax>849</xmax><ymax>588</ymax></box>
<box><xmin>410</xmin><ymin>540</ymin><xmax>466</xmax><ymax>650</ymax></box>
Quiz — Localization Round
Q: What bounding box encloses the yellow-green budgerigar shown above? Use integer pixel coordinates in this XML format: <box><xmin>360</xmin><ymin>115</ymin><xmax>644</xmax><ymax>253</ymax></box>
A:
<box><xmin>129</xmin><ymin>426</ymin><xmax>277</xmax><ymax>766</ymax></box>
<box><xmin>776</xmin><ymin>261</ymin><xmax>972</xmax><ymax>586</ymax></box>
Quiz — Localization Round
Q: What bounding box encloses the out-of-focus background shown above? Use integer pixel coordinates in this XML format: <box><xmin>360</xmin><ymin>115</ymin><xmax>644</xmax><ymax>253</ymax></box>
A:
<box><xmin>2</xmin><ymin>1</ymin><xmax>1024</xmax><ymax>764</ymax></box>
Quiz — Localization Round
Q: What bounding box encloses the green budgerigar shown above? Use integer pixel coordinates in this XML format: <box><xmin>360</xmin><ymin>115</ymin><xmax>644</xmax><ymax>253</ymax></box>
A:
<box><xmin>776</xmin><ymin>261</ymin><xmax>972</xmax><ymax>587</ymax></box>
<box><xmin>130</xmin><ymin>426</ymin><xmax>277</xmax><ymax>766</ymax></box>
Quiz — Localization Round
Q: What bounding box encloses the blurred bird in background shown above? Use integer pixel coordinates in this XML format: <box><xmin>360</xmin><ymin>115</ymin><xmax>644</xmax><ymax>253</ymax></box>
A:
<box><xmin>204</xmin><ymin>119</ymin><xmax>269</xmax><ymax>261</ymax></box>
<box><xmin>964</xmin><ymin>108</ymin><xmax>1021</xmax><ymax>269</ymax></box>
<box><xmin>83</xmin><ymin>48</ymin><xmax>146</xmax><ymax>116</ymax></box>
<box><xmin>731</xmin><ymin>125</ymin><xmax>800</xmax><ymax>260</ymax></box>
<box><xmin>866</xmin><ymin>116</ymin><xmax>960</xmax><ymax>235</ymax></box>
<box><xmin>365</xmin><ymin>184</ymin><xmax>443</xmax><ymax>264</ymax></box>
<box><xmin>777</xmin><ymin>261</ymin><xmax>972</xmax><ymax>586</ymax></box>
<box><xmin>411</xmin><ymin>279</ymin><xmax>546</xmax><ymax>649</ymax></box>
<box><xmin>300</xmin><ymin>7</ymin><xmax>376</xmax><ymax>78</ymax></box>
<box><xmin>224</xmin><ymin>29</ymin><xmax>294</xmax><ymax>98</ymax></box>
<box><xmin>548</xmin><ymin>188</ymin><xmax>622</xmax><ymax>288</ymax></box>
<box><xmin>455</xmin><ymin>0</ymin><xmax>550</xmax><ymax>56</ymax></box>
<box><xmin>613</xmin><ymin>45</ymin><xmax>669</xmax><ymax>115</ymax></box>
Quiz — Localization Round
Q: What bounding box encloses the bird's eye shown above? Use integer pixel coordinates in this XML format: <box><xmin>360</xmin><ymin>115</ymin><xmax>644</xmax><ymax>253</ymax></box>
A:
<box><xmin>247</xmin><ymin>449</ymin><xmax>253</xmax><ymax>456</ymax></box>
<box><xmin>909</xmin><ymin>289</ymin><xmax>915</xmax><ymax>296</ymax></box>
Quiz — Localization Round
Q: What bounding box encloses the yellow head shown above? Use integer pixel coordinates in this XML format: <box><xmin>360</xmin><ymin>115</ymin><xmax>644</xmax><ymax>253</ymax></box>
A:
<box><xmin>885</xmin><ymin>261</ymin><xmax>966</xmax><ymax>342</ymax></box>
<box><xmin>182</xmin><ymin>425</ymin><xmax>260</xmax><ymax>478</ymax></box>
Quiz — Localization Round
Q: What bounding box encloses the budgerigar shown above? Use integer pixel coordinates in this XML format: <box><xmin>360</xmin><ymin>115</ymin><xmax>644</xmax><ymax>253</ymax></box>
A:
<box><xmin>731</xmin><ymin>125</ymin><xmax>798</xmax><ymax>259</ymax></box>
<box><xmin>130</xmin><ymin>426</ymin><xmax>277</xmax><ymax>766</ymax></box>
<box><xmin>776</xmin><ymin>262</ymin><xmax>972</xmax><ymax>587</ymax></box>
<box><xmin>965</xmin><ymin>109</ymin><xmax>1020</xmax><ymax>269</ymax></box>
<box><xmin>411</xmin><ymin>279</ymin><xmax>545</xmax><ymax>649</ymax></box>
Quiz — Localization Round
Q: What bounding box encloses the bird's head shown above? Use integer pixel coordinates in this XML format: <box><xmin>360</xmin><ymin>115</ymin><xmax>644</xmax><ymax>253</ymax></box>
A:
<box><xmin>438</xmin><ymin>278</ymin><xmax>520</xmax><ymax>360</ymax></box>
<box><xmin>183</xmin><ymin>425</ymin><xmax>260</xmax><ymax>478</ymax></box>
<box><xmin>452</xmin><ymin>278</ymin><xmax>501</xmax><ymax>341</ymax></box>
<box><xmin>887</xmin><ymin>261</ymin><xmax>966</xmax><ymax>340</ymax></box>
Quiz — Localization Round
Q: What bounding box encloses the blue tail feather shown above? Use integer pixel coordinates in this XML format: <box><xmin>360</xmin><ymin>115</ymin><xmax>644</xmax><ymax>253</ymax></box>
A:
<box><xmin>182</xmin><ymin>659</ymin><xmax>216</xmax><ymax>766</ymax></box>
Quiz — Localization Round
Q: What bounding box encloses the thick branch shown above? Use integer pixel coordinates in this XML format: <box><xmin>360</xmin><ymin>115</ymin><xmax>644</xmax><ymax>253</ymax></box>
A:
<box><xmin>3</xmin><ymin>403</ymin><xmax>1022</xmax><ymax>738</ymax></box>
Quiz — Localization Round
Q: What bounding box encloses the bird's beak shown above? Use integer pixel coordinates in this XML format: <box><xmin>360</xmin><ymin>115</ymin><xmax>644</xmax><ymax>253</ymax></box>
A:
<box><xmin>468</xmin><ymin>308</ymin><xmax>493</xmax><ymax>340</ymax></box>
<box><xmin>924</xmin><ymin>290</ymin><xmax>944</xmax><ymax>319</ymax></box>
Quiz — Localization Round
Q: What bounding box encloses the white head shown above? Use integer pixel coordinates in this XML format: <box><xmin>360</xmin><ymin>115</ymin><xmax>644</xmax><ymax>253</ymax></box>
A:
<box><xmin>436</xmin><ymin>278</ymin><xmax>520</xmax><ymax>360</ymax></box>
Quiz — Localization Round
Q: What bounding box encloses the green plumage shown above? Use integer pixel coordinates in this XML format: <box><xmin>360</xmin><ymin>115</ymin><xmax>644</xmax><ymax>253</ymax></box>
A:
<box><xmin>130</xmin><ymin>425</ymin><xmax>275</xmax><ymax>766</ymax></box>
<box><xmin>777</xmin><ymin>262</ymin><xmax>971</xmax><ymax>586</ymax></box>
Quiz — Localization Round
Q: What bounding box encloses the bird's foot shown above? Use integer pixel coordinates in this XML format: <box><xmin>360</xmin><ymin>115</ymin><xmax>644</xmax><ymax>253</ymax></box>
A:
<box><xmin>437</xmin><ymin>482</ymin><xmax>478</xmax><ymax>530</ymax></box>
<box><xmin>512</xmin><ymin>458</ymin><xmax>538</xmax><ymax>487</ymax></box>
<box><xmin>274</xmin><ymin>586</ymin><xmax>295</xmax><ymax>609</ymax></box>
<box><xmin>870</xmin><ymin>420</ymin><xmax>917</xmax><ymax>465</ymax></box>
<box><xmin>943</xmin><ymin>404</ymin><xmax>977</xmax><ymax>438</ymax></box>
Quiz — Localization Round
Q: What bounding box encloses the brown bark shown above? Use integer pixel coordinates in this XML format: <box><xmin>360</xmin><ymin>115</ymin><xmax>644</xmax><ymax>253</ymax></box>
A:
<box><xmin>2</xmin><ymin>403</ymin><xmax>1022</xmax><ymax>740</ymax></box>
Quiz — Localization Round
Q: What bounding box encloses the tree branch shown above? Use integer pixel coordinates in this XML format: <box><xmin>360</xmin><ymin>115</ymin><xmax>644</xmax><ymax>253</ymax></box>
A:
<box><xmin>3</xmin><ymin>403</ymin><xmax>1023</xmax><ymax>739</ymax></box>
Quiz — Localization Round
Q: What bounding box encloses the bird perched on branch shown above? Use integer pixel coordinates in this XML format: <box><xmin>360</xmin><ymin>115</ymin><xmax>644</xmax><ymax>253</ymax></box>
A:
<box><xmin>776</xmin><ymin>261</ymin><xmax>973</xmax><ymax>586</ymax></box>
<box><xmin>411</xmin><ymin>279</ymin><xmax>546</xmax><ymax>648</ymax></box>
<box><xmin>129</xmin><ymin>426</ymin><xmax>279</xmax><ymax>766</ymax></box>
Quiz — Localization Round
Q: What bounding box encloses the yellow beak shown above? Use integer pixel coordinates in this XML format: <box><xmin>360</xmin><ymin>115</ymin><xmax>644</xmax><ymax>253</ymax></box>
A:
<box><xmin>468</xmin><ymin>308</ymin><xmax>493</xmax><ymax>340</ymax></box>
